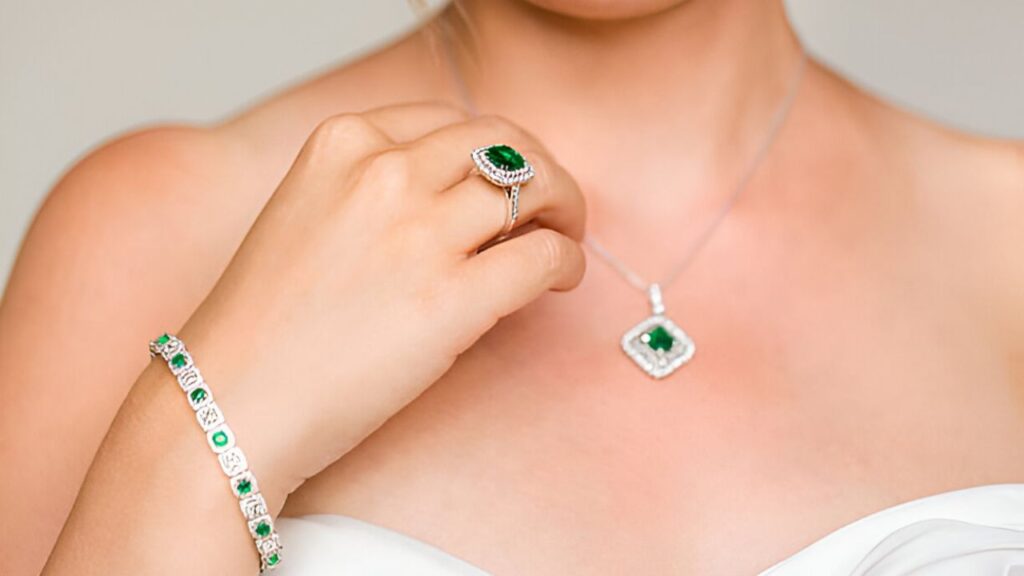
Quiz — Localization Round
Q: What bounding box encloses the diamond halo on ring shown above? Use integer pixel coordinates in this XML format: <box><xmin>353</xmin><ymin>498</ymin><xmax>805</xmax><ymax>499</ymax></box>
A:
<box><xmin>471</xmin><ymin>144</ymin><xmax>535</xmax><ymax>236</ymax></box>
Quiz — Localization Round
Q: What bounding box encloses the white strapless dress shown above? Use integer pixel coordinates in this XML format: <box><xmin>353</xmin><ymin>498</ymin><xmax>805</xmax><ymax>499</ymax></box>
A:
<box><xmin>274</xmin><ymin>484</ymin><xmax>1024</xmax><ymax>575</ymax></box>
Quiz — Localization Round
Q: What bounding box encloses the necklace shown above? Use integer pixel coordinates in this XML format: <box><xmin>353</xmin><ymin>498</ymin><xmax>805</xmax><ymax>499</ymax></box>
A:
<box><xmin>441</xmin><ymin>28</ymin><xmax>809</xmax><ymax>379</ymax></box>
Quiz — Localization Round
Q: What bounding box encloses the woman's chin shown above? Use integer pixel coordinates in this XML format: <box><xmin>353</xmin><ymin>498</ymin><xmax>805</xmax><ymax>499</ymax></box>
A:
<box><xmin>519</xmin><ymin>0</ymin><xmax>690</xmax><ymax>21</ymax></box>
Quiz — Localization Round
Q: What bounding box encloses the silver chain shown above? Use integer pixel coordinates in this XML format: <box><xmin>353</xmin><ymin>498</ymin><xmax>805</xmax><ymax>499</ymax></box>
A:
<box><xmin>440</xmin><ymin>24</ymin><xmax>809</xmax><ymax>295</ymax></box>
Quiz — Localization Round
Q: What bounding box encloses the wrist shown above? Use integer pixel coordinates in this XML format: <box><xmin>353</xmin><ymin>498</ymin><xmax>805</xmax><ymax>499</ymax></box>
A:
<box><xmin>174</xmin><ymin>312</ymin><xmax>310</xmax><ymax>499</ymax></box>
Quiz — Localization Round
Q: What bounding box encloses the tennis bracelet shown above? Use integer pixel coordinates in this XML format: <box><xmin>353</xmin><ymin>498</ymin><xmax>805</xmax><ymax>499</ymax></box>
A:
<box><xmin>150</xmin><ymin>333</ymin><xmax>282</xmax><ymax>571</ymax></box>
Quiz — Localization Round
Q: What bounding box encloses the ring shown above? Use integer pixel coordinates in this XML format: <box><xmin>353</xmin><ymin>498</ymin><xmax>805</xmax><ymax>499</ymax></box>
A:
<box><xmin>471</xmin><ymin>144</ymin><xmax>535</xmax><ymax>238</ymax></box>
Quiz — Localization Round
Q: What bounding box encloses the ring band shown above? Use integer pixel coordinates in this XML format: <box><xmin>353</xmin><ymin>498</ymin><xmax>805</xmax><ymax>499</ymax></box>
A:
<box><xmin>502</xmin><ymin>184</ymin><xmax>521</xmax><ymax>235</ymax></box>
<box><xmin>471</xmin><ymin>144</ymin><xmax>535</xmax><ymax>239</ymax></box>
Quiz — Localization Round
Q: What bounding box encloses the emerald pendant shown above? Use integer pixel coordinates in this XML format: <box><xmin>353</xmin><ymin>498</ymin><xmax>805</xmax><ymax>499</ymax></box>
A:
<box><xmin>643</xmin><ymin>325</ymin><xmax>675</xmax><ymax>351</ymax></box>
<box><xmin>620</xmin><ymin>284</ymin><xmax>695</xmax><ymax>379</ymax></box>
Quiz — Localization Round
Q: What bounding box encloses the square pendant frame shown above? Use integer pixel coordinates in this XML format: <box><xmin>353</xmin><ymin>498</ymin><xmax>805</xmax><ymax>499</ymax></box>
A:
<box><xmin>621</xmin><ymin>314</ymin><xmax>696</xmax><ymax>380</ymax></box>
<box><xmin>471</xmin><ymin>146</ymin><xmax>535</xmax><ymax>188</ymax></box>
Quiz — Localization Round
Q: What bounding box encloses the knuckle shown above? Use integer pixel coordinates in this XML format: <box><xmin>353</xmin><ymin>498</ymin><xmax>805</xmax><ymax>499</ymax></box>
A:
<box><xmin>421</xmin><ymin>100</ymin><xmax>472</xmax><ymax>122</ymax></box>
<box><xmin>361</xmin><ymin>149</ymin><xmax>413</xmax><ymax>192</ymax></box>
<box><xmin>308</xmin><ymin>114</ymin><xmax>377</xmax><ymax>152</ymax></box>
<box><xmin>474</xmin><ymin>114</ymin><xmax>522</xmax><ymax>141</ymax></box>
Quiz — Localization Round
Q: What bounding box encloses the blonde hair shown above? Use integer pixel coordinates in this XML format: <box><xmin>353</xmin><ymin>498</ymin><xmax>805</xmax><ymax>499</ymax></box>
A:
<box><xmin>408</xmin><ymin>0</ymin><xmax>480</xmax><ymax>79</ymax></box>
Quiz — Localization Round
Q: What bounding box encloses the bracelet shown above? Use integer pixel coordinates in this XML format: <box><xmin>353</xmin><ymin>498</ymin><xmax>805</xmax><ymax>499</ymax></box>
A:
<box><xmin>150</xmin><ymin>333</ymin><xmax>282</xmax><ymax>572</ymax></box>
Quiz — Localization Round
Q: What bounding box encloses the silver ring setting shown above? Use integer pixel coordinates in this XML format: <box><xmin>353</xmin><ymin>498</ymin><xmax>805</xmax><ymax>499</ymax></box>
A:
<box><xmin>471</xmin><ymin>144</ymin><xmax>535</xmax><ymax>237</ymax></box>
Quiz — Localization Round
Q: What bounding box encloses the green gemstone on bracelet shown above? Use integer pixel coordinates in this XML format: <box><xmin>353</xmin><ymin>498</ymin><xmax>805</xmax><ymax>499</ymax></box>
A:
<box><xmin>267</xmin><ymin>553</ymin><xmax>280</xmax><ymax>566</ymax></box>
<box><xmin>237</xmin><ymin>479</ymin><xmax>253</xmax><ymax>495</ymax></box>
<box><xmin>190</xmin><ymin>388</ymin><xmax>207</xmax><ymax>404</ymax></box>
<box><xmin>156</xmin><ymin>333</ymin><xmax>170</xmax><ymax>346</ymax></box>
<box><xmin>171</xmin><ymin>353</ymin><xmax>187</xmax><ymax>369</ymax></box>
<box><xmin>256</xmin><ymin>521</ymin><xmax>271</xmax><ymax>537</ymax></box>
<box><xmin>212</xmin><ymin>430</ymin><xmax>229</xmax><ymax>447</ymax></box>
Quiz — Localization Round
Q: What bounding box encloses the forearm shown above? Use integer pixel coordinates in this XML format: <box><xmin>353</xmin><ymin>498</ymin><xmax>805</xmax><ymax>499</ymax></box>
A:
<box><xmin>42</xmin><ymin>359</ymin><xmax>285</xmax><ymax>575</ymax></box>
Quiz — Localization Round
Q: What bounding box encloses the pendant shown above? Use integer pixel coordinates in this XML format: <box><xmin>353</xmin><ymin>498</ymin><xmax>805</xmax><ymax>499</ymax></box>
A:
<box><xmin>621</xmin><ymin>284</ymin><xmax>696</xmax><ymax>379</ymax></box>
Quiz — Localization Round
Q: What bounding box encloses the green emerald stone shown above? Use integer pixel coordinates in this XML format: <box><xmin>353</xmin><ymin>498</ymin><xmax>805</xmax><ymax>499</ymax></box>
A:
<box><xmin>485</xmin><ymin>144</ymin><xmax>525</xmax><ymax>171</ymax></box>
<box><xmin>267</xmin><ymin>553</ymin><xmax>280</xmax><ymax>566</ymax></box>
<box><xmin>645</xmin><ymin>325</ymin><xmax>675</xmax><ymax>352</ymax></box>
<box><xmin>156</xmin><ymin>333</ymin><xmax>170</xmax><ymax>346</ymax></box>
<box><xmin>212</xmin><ymin>431</ymin><xmax>228</xmax><ymax>447</ymax></box>
<box><xmin>170</xmin><ymin>353</ymin><xmax>187</xmax><ymax>368</ymax></box>
<box><xmin>256</xmin><ymin>521</ymin><xmax>271</xmax><ymax>537</ymax></box>
<box><xmin>236</xmin><ymin>479</ymin><xmax>252</xmax><ymax>495</ymax></box>
<box><xmin>189</xmin><ymin>388</ymin><xmax>207</xmax><ymax>404</ymax></box>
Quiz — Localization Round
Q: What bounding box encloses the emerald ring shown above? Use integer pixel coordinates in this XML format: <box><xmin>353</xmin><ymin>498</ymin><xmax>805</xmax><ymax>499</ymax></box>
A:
<box><xmin>471</xmin><ymin>144</ymin><xmax>535</xmax><ymax>237</ymax></box>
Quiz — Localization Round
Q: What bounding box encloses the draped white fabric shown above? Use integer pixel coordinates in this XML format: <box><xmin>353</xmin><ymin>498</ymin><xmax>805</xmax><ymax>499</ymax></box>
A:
<box><xmin>853</xmin><ymin>520</ymin><xmax>1024</xmax><ymax>575</ymax></box>
<box><xmin>274</xmin><ymin>484</ymin><xmax>1024</xmax><ymax>575</ymax></box>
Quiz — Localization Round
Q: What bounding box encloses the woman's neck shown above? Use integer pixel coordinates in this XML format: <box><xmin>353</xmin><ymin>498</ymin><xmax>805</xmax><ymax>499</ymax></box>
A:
<box><xmin>436</xmin><ymin>0</ymin><xmax>808</xmax><ymax>262</ymax></box>
<box><xmin>445</xmin><ymin>0</ymin><xmax>803</xmax><ymax>167</ymax></box>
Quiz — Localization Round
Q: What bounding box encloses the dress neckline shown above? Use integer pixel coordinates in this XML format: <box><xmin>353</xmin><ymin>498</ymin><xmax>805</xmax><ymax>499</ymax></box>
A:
<box><xmin>755</xmin><ymin>482</ymin><xmax>1024</xmax><ymax>574</ymax></box>
<box><xmin>280</xmin><ymin>483</ymin><xmax>1024</xmax><ymax>575</ymax></box>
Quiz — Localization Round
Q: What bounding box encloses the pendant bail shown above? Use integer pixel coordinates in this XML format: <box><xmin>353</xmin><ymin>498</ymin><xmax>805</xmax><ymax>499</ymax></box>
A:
<box><xmin>648</xmin><ymin>283</ymin><xmax>665</xmax><ymax>315</ymax></box>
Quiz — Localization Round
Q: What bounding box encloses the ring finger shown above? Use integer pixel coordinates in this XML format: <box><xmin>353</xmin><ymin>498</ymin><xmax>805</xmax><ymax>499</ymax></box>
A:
<box><xmin>434</xmin><ymin>148</ymin><xmax>586</xmax><ymax>252</ymax></box>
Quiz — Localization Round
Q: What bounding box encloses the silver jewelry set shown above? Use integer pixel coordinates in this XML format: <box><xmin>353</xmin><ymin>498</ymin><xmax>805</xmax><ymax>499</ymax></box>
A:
<box><xmin>148</xmin><ymin>38</ymin><xmax>809</xmax><ymax>573</ymax></box>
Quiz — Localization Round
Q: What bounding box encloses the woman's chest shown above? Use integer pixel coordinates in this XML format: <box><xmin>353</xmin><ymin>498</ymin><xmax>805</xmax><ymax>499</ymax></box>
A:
<box><xmin>286</xmin><ymin>227</ymin><xmax>1024</xmax><ymax>575</ymax></box>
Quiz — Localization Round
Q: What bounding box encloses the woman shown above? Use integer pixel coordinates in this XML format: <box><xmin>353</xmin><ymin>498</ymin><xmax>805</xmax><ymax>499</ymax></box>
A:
<box><xmin>3</xmin><ymin>0</ymin><xmax>1023</xmax><ymax>574</ymax></box>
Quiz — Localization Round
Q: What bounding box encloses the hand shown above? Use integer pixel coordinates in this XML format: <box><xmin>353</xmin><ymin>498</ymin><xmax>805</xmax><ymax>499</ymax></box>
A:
<box><xmin>178</xmin><ymin>102</ymin><xmax>586</xmax><ymax>502</ymax></box>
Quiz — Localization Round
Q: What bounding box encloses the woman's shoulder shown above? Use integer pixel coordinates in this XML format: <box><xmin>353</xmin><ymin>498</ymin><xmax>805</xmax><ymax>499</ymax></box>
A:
<box><xmin>809</xmin><ymin>63</ymin><xmax>1023</xmax><ymax>347</ymax></box>
<box><xmin>28</xmin><ymin>26</ymin><xmax>440</xmax><ymax>261</ymax></box>
<box><xmin>816</xmin><ymin>63</ymin><xmax>1023</xmax><ymax>193</ymax></box>
<box><xmin>851</xmin><ymin>75</ymin><xmax>1024</xmax><ymax>341</ymax></box>
<box><xmin>57</xmin><ymin>24</ymin><xmax>437</xmax><ymax>195</ymax></box>
<box><xmin>7</xmin><ymin>27</ymin><xmax>439</xmax><ymax>321</ymax></box>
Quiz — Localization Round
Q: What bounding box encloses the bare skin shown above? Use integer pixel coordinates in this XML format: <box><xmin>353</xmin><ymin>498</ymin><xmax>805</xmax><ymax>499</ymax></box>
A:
<box><xmin>2</xmin><ymin>0</ymin><xmax>1023</xmax><ymax>575</ymax></box>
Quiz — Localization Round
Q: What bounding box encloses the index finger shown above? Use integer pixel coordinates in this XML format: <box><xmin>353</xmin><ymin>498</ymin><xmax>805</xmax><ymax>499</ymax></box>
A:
<box><xmin>358</xmin><ymin>101</ymin><xmax>472</xmax><ymax>143</ymax></box>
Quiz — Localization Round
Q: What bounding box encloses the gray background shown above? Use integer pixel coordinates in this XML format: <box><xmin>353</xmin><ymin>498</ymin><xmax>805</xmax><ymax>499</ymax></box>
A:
<box><xmin>1</xmin><ymin>0</ymin><xmax>1022</xmax><ymax>286</ymax></box>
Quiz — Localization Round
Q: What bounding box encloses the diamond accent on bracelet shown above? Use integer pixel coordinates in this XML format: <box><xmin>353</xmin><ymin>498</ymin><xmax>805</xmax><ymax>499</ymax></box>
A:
<box><xmin>206</xmin><ymin>423</ymin><xmax>235</xmax><ymax>454</ymax></box>
<box><xmin>259</xmin><ymin>533</ymin><xmax>283</xmax><ymax>572</ymax></box>
<box><xmin>218</xmin><ymin>446</ymin><xmax>248</xmax><ymax>477</ymax></box>
<box><xmin>176</xmin><ymin>366</ymin><xmax>203</xmax><ymax>392</ymax></box>
<box><xmin>159</xmin><ymin>337</ymin><xmax>184</xmax><ymax>361</ymax></box>
<box><xmin>240</xmin><ymin>493</ymin><xmax>269</xmax><ymax>520</ymax></box>
<box><xmin>248</xmin><ymin>515</ymin><xmax>274</xmax><ymax>539</ymax></box>
<box><xmin>257</xmin><ymin>533</ymin><xmax>282</xmax><ymax>557</ymax></box>
<box><xmin>187</xmin><ymin>383</ymin><xmax>213</xmax><ymax>410</ymax></box>
<box><xmin>196</xmin><ymin>402</ymin><xmax>225</xmax><ymax>431</ymax></box>
<box><xmin>231</xmin><ymin>470</ymin><xmax>258</xmax><ymax>498</ymax></box>
<box><xmin>471</xmin><ymin>145</ymin><xmax>535</xmax><ymax>188</ymax></box>
<box><xmin>621</xmin><ymin>314</ymin><xmax>696</xmax><ymax>380</ymax></box>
